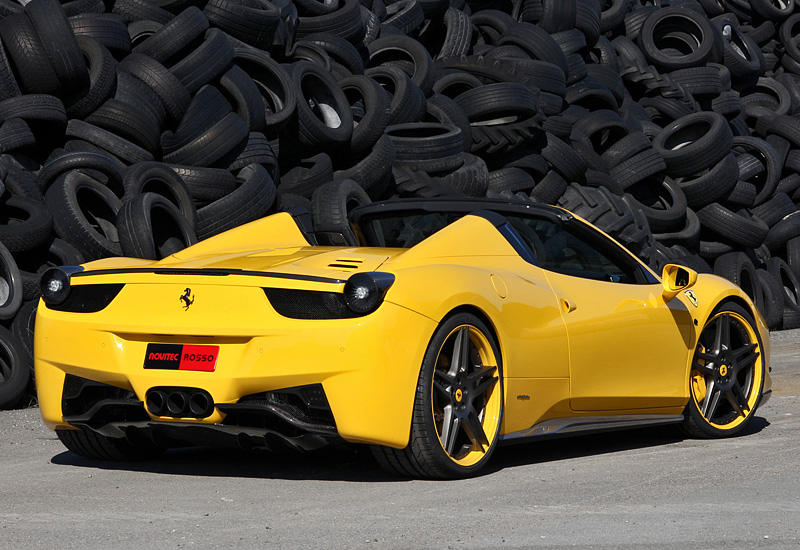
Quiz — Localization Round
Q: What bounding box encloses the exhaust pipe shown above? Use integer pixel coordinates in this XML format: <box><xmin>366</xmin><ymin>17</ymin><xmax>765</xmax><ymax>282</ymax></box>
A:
<box><xmin>146</xmin><ymin>388</ymin><xmax>214</xmax><ymax>418</ymax></box>
<box><xmin>146</xmin><ymin>390</ymin><xmax>168</xmax><ymax>416</ymax></box>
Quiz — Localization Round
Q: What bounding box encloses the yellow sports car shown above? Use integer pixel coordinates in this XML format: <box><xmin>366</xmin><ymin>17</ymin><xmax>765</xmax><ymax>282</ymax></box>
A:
<box><xmin>34</xmin><ymin>198</ymin><xmax>771</xmax><ymax>478</ymax></box>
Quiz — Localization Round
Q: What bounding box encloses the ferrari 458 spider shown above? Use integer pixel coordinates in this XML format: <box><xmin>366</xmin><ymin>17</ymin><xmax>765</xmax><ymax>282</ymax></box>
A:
<box><xmin>35</xmin><ymin>199</ymin><xmax>771</xmax><ymax>478</ymax></box>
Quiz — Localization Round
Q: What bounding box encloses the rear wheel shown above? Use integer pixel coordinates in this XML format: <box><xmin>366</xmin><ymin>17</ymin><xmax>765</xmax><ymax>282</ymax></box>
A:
<box><xmin>372</xmin><ymin>313</ymin><xmax>503</xmax><ymax>478</ymax></box>
<box><xmin>56</xmin><ymin>428</ymin><xmax>163</xmax><ymax>461</ymax></box>
<box><xmin>680</xmin><ymin>303</ymin><xmax>765</xmax><ymax>438</ymax></box>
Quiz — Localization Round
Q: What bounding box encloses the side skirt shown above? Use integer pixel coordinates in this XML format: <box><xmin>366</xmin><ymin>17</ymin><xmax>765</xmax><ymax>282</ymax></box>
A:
<box><xmin>499</xmin><ymin>414</ymin><xmax>684</xmax><ymax>445</ymax></box>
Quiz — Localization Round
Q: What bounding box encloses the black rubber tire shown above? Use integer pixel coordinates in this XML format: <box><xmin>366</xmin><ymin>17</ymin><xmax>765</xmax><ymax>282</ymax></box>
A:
<box><xmin>86</xmin><ymin>98</ymin><xmax>161</xmax><ymax>154</ymax></box>
<box><xmin>371</xmin><ymin>312</ymin><xmax>503</xmax><ymax>479</ymax></box>
<box><xmin>638</xmin><ymin>7</ymin><xmax>715</xmax><ymax>71</ymax></box>
<box><xmin>116</xmin><ymin>192</ymin><xmax>197</xmax><ymax>260</ymax></box>
<box><xmin>37</xmin><ymin>151</ymin><xmax>124</xmax><ymax>197</ymax></box>
<box><xmin>752</xmin><ymin>194</ymin><xmax>797</xmax><ymax>228</ymax></box>
<box><xmin>311</xmin><ymin>179</ymin><xmax>370</xmax><ymax>246</ymax></box>
<box><xmin>0</xmin><ymin>242</ymin><xmax>22</xmax><ymax>322</ymax></box>
<box><xmin>65</xmin><ymin>35</ymin><xmax>118</xmax><ymax>121</ymax></box>
<box><xmin>383</xmin><ymin>0</ymin><xmax>424</xmax><ymax>34</ymax></box>
<box><xmin>653</xmin><ymin>207</ymin><xmax>701</xmax><ymax>250</ymax></box>
<box><xmin>44</xmin><ymin>170</ymin><xmax>123</xmax><ymax>260</ymax></box>
<box><xmin>434</xmin><ymin>153</ymin><xmax>489</xmax><ymax>197</ymax></box>
<box><xmin>166</xmin><ymin>164</ymin><xmax>237</xmax><ymax>204</ymax></box>
<box><xmin>0</xmin><ymin>155</ymin><xmax>42</xmax><ymax>201</ymax></box>
<box><xmin>112</xmin><ymin>0</ymin><xmax>173</xmax><ymax>23</ymax></box>
<box><xmin>365</xmin><ymin>65</ymin><xmax>426</xmax><ymax>125</ymax></box>
<box><xmin>0</xmin><ymin>194</ymin><xmax>53</xmax><ymax>253</ymax></box>
<box><xmin>221</xmin><ymin>131</ymin><xmax>277</xmax><ymax>175</ymax></box>
<box><xmin>387</xmin><ymin>122</ymin><xmax>463</xmax><ymax>163</ymax></box>
<box><xmin>731</xmin><ymin>136</ymin><xmax>781</xmax><ymax>207</ymax></box>
<box><xmin>56</xmin><ymin>427</ymin><xmax>164</xmax><ymax>460</ymax></box>
<box><xmin>488</xmin><ymin>167</ymin><xmax>535</xmax><ymax>194</ymax></box>
<box><xmin>169</xmin><ymin>28</ymin><xmax>234</xmax><ymax>95</ymax></box>
<box><xmin>300</xmin><ymin>32</ymin><xmax>366</xmax><ymax>76</ymax></box>
<box><xmin>10</xmin><ymin>299</ymin><xmax>36</xmax><ymax>376</ymax></box>
<box><xmin>766</xmin><ymin>257</ymin><xmax>800</xmax><ymax>316</ymax></box>
<box><xmin>679</xmin><ymin>301</ymin><xmax>765</xmax><ymax>439</ymax></box>
<box><xmin>279</xmin><ymin>152</ymin><xmax>334</xmax><ymax>198</ymax></box>
<box><xmin>162</xmin><ymin>112</ymin><xmax>249</xmax><ymax>168</ymax></box>
<box><xmin>218</xmin><ymin>64</ymin><xmax>267</xmax><ymax>134</ymax></box>
<box><xmin>196</xmin><ymin>163</ymin><xmax>276</xmax><ymax>240</ymax></box>
<box><xmin>122</xmin><ymin>161</ymin><xmax>197</xmax><ymax>229</ymax></box>
<box><xmin>764</xmin><ymin>211</ymin><xmax>800</xmax><ymax>252</ymax></box>
<box><xmin>26</xmin><ymin>0</ymin><xmax>88</xmax><ymax>94</ymax></box>
<box><xmin>161</xmin><ymin>85</ymin><xmax>232</xmax><ymax>157</ymax></box>
<box><xmin>698</xmin><ymin>203</ymin><xmax>769</xmax><ymax>249</ymax></box>
<box><xmin>675</xmin><ymin>152</ymin><xmax>739</xmax><ymax>210</ymax></box>
<box><xmin>0</xmin><ymin>118</ymin><xmax>34</xmax><ymax>154</ymax></box>
<box><xmin>0</xmin><ymin>325</ymin><xmax>30</xmax><ymax>409</ymax></box>
<box><xmin>333</xmin><ymin>133</ymin><xmax>395</xmax><ymax>198</ymax></box>
<box><xmin>496</xmin><ymin>22</ymin><xmax>568</xmax><ymax>78</ymax></box>
<box><xmin>716</xmin><ymin>18</ymin><xmax>764</xmax><ymax>79</ymax></box>
<box><xmin>203</xmin><ymin>0</ymin><xmax>280</xmax><ymax>49</ymax></box>
<box><xmin>113</xmin><ymin>72</ymin><xmax>166</xmax><ymax>135</ymax></box>
<box><xmin>120</xmin><ymin>53</ymin><xmax>191</xmax><ymax>122</ymax></box>
<box><xmin>233</xmin><ymin>47</ymin><xmax>297</xmax><ymax>131</ymax></box>
<box><xmin>557</xmin><ymin>183</ymin><xmax>655</xmax><ymax>261</ymax></box>
<box><xmin>436</xmin><ymin>7</ymin><xmax>473</xmax><ymax>61</ymax></box>
<box><xmin>532</xmin><ymin>170</ymin><xmax>569</xmax><ymax>205</ymax></box>
<box><xmin>338</xmin><ymin>74</ymin><xmax>391</xmax><ymax>158</ymax></box>
<box><xmin>757</xmin><ymin>268</ymin><xmax>784</xmax><ymax>330</ymax></box>
<box><xmin>714</xmin><ymin>252</ymin><xmax>764</xmax><ymax>311</ymax></box>
<box><xmin>653</xmin><ymin>112</ymin><xmax>734</xmax><ymax>178</ymax></box>
<box><xmin>295</xmin><ymin>0</ymin><xmax>365</xmax><ymax>44</ymax></box>
<box><xmin>624</xmin><ymin>175</ymin><xmax>688</xmax><ymax>233</ymax></box>
<box><xmin>69</xmin><ymin>14</ymin><xmax>132</xmax><ymax>56</ymax></box>
<box><xmin>453</xmin><ymin>83</ymin><xmax>538</xmax><ymax>124</ymax></box>
<box><xmin>132</xmin><ymin>5</ymin><xmax>208</xmax><ymax>64</ymax></box>
<box><xmin>367</xmin><ymin>33</ymin><xmax>434</xmax><ymax>96</ymax></box>
<box><xmin>288</xmin><ymin>61</ymin><xmax>353</xmax><ymax>150</ymax></box>
<box><xmin>0</xmin><ymin>95</ymin><xmax>67</xmax><ymax>139</ymax></box>
<box><xmin>65</xmin><ymin>119</ymin><xmax>154</xmax><ymax>165</ymax></box>
<box><xmin>0</xmin><ymin>13</ymin><xmax>61</xmax><ymax>96</ymax></box>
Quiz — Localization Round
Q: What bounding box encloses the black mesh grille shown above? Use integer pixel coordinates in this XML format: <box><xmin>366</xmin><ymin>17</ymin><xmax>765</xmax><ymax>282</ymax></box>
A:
<box><xmin>61</xmin><ymin>375</ymin><xmax>149</xmax><ymax>427</ymax></box>
<box><xmin>263</xmin><ymin>288</ymin><xmax>360</xmax><ymax>319</ymax></box>
<box><xmin>46</xmin><ymin>284</ymin><xmax>124</xmax><ymax>313</ymax></box>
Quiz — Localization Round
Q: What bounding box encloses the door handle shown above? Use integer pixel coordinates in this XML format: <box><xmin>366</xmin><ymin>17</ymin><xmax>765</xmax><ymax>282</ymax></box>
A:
<box><xmin>560</xmin><ymin>298</ymin><xmax>577</xmax><ymax>313</ymax></box>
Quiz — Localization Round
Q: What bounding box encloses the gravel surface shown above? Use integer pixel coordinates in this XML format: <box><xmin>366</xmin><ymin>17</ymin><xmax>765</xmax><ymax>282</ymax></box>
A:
<box><xmin>1</xmin><ymin>330</ymin><xmax>799</xmax><ymax>549</ymax></box>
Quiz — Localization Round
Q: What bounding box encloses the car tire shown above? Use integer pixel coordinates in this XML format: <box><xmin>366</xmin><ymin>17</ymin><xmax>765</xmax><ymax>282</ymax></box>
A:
<box><xmin>371</xmin><ymin>312</ymin><xmax>503</xmax><ymax>479</ymax></box>
<box><xmin>56</xmin><ymin>428</ymin><xmax>163</xmax><ymax>460</ymax></box>
<box><xmin>679</xmin><ymin>302</ymin><xmax>765</xmax><ymax>438</ymax></box>
<box><xmin>0</xmin><ymin>325</ymin><xmax>29</xmax><ymax>409</ymax></box>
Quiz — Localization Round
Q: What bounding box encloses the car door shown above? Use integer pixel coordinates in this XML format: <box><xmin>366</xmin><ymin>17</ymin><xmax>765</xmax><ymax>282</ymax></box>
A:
<box><xmin>505</xmin><ymin>214</ymin><xmax>694</xmax><ymax>411</ymax></box>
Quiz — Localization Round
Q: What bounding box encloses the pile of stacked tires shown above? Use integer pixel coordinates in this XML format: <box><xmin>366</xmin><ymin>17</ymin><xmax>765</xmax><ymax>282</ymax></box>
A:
<box><xmin>3</xmin><ymin>0</ymin><xmax>800</xmax><ymax>409</ymax></box>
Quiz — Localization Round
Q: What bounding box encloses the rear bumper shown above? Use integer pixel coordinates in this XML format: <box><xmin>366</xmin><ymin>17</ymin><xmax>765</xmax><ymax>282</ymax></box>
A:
<box><xmin>35</xmin><ymin>291</ymin><xmax>436</xmax><ymax>449</ymax></box>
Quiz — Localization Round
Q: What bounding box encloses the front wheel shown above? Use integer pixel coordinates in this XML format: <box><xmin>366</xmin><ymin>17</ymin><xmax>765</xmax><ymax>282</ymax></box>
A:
<box><xmin>680</xmin><ymin>302</ymin><xmax>765</xmax><ymax>438</ymax></box>
<box><xmin>372</xmin><ymin>313</ymin><xmax>503</xmax><ymax>479</ymax></box>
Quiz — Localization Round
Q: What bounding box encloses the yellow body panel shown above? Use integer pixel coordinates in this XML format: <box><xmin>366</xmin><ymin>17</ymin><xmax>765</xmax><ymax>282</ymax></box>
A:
<box><xmin>34</xmin><ymin>212</ymin><xmax>771</xmax><ymax>451</ymax></box>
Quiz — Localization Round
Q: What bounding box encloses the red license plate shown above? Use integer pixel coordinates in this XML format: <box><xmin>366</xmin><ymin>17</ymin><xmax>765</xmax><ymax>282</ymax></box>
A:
<box><xmin>144</xmin><ymin>343</ymin><xmax>219</xmax><ymax>372</ymax></box>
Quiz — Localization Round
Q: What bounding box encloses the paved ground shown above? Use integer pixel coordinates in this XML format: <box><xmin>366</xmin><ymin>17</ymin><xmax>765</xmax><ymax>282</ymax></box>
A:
<box><xmin>1</xmin><ymin>331</ymin><xmax>799</xmax><ymax>549</ymax></box>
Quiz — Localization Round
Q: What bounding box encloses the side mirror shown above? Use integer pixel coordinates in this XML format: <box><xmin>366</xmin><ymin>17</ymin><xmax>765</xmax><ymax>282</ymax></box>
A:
<box><xmin>662</xmin><ymin>263</ymin><xmax>698</xmax><ymax>301</ymax></box>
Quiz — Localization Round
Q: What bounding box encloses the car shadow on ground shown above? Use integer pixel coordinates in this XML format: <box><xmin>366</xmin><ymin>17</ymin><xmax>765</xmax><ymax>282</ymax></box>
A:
<box><xmin>49</xmin><ymin>417</ymin><xmax>770</xmax><ymax>482</ymax></box>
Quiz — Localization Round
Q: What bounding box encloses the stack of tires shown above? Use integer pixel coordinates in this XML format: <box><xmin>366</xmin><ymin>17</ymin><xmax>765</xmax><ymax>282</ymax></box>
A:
<box><xmin>3</xmin><ymin>0</ymin><xmax>800</xmax><ymax>409</ymax></box>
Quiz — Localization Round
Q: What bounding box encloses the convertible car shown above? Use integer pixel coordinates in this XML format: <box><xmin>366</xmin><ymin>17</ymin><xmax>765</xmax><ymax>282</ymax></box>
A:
<box><xmin>34</xmin><ymin>198</ymin><xmax>771</xmax><ymax>478</ymax></box>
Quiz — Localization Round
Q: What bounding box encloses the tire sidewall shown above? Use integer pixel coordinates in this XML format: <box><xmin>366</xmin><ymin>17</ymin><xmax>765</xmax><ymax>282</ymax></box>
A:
<box><xmin>415</xmin><ymin>312</ymin><xmax>504</xmax><ymax>478</ymax></box>
<box><xmin>685</xmin><ymin>301</ymin><xmax>765</xmax><ymax>437</ymax></box>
